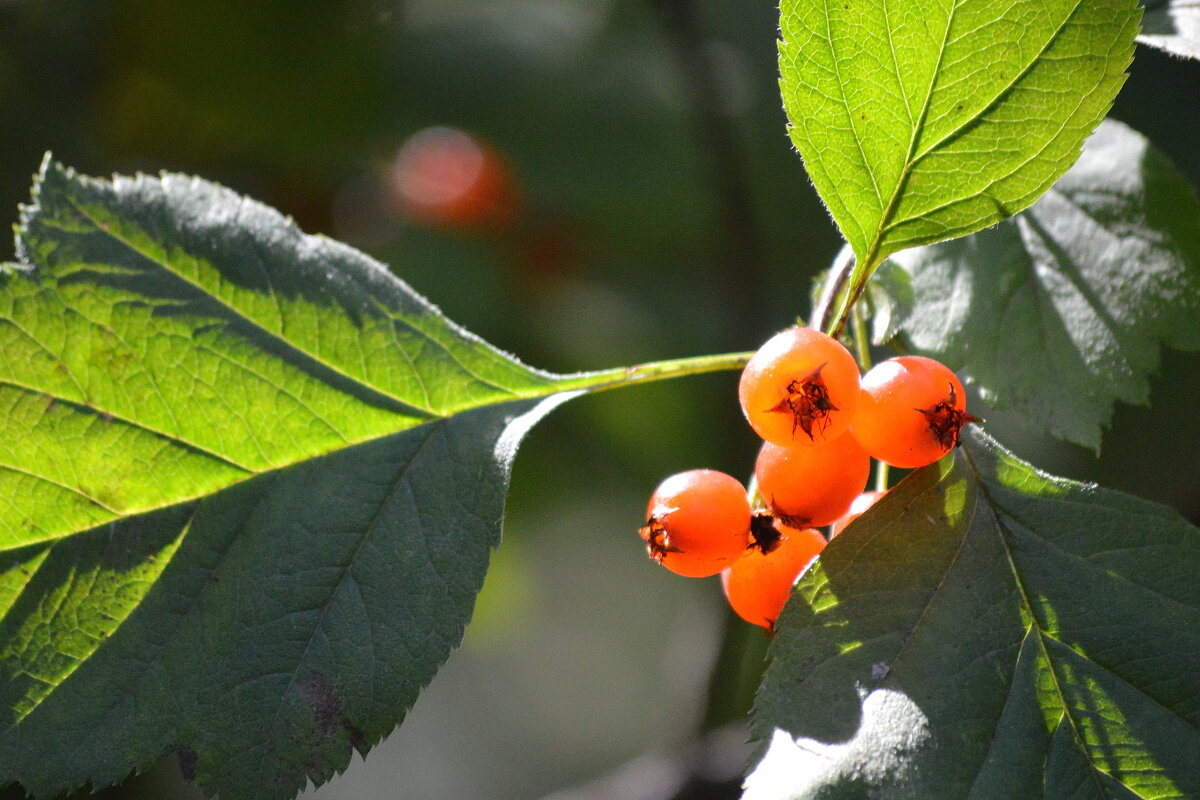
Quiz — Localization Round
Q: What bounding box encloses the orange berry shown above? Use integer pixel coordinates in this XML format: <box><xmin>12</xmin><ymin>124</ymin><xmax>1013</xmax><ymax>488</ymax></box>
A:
<box><xmin>739</xmin><ymin>328</ymin><xmax>861</xmax><ymax>447</ymax></box>
<box><xmin>722</xmin><ymin>523</ymin><xmax>825</xmax><ymax>630</ymax></box>
<box><xmin>391</xmin><ymin>127</ymin><xmax>518</xmax><ymax>229</ymax></box>
<box><xmin>639</xmin><ymin>470</ymin><xmax>751</xmax><ymax>577</ymax></box>
<box><xmin>755</xmin><ymin>433</ymin><xmax>870</xmax><ymax>527</ymax></box>
<box><xmin>851</xmin><ymin>356</ymin><xmax>979</xmax><ymax>468</ymax></box>
<box><xmin>829</xmin><ymin>490</ymin><xmax>886</xmax><ymax>538</ymax></box>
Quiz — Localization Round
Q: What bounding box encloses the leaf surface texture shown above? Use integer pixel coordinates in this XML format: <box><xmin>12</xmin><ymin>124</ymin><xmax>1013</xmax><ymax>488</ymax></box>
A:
<box><xmin>748</xmin><ymin>427</ymin><xmax>1200</xmax><ymax>799</ymax></box>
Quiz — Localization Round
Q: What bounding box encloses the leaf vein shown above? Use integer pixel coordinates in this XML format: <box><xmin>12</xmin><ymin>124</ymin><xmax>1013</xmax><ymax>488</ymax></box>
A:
<box><xmin>820</xmin><ymin>0</ymin><xmax>885</xmax><ymax>211</ymax></box>
<box><xmin>910</xmin><ymin>0</ymin><xmax>1086</xmax><ymax>166</ymax></box>
<box><xmin>62</xmin><ymin>193</ymin><xmax>438</xmax><ymax>417</ymax></box>
<box><xmin>261</xmin><ymin>424</ymin><xmax>440</xmax><ymax>752</ymax></box>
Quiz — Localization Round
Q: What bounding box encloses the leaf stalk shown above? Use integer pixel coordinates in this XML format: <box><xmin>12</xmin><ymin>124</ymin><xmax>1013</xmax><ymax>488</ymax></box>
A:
<box><xmin>557</xmin><ymin>350</ymin><xmax>754</xmax><ymax>395</ymax></box>
<box><xmin>812</xmin><ymin>246</ymin><xmax>882</xmax><ymax>340</ymax></box>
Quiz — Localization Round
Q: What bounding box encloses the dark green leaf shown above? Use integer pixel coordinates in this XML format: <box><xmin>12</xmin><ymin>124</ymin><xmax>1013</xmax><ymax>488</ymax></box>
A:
<box><xmin>779</xmin><ymin>0</ymin><xmax>1140</xmax><ymax>269</ymax></box>
<box><xmin>747</xmin><ymin>427</ymin><xmax>1200</xmax><ymax>799</ymax></box>
<box><xmin>1139</xmin><ymin>0</ymin><xmax>1200</xmax><ymax>60</ymax></box>
<box><xmin>0</xmin><ymin>397</ymin><xmax>568</xmax><ymax>799</ymax></box>
<box><xmin>879</xmin><ymin>119</ymin><xmax>1200</xmax><ymax>450</ymax></box>
<box><xmin>0</xmin><ymin>158</ymin><xmax>674</xmax><ymax>800</ymax></box>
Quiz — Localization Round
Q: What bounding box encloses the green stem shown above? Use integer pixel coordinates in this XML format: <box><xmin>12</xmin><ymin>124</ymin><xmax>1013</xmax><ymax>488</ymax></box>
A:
<box><xmin>809</xmin><ymin>247</ymin><xmax>854</xmax><ymax>332</ymax></box>
<box><xmin>810</xmin><ymin>247</ymin><xmax>882</xmax><ymax>341</ymax></box>
<box><xmin>825</xmin><ymin>253</ymin><xmax>879</xmax><ymax>339</ymax></box>
<box><xmin>851</xmin><ymin>303</ymin><xmax>872</xmax><ymax>370</ymax></box>
<box><xmin>555</xmin><ymin>350</ymin><xmax>754</xmax><ymax>395</ymax></box>
<box><xmin>875</xmin><ymin>460</ymin><xmax>890</xmax><ymax>493</ymax></box>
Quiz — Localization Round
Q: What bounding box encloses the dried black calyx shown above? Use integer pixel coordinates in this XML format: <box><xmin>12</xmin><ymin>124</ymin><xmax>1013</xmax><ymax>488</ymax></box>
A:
<box><xmin>748</xmin><ymin>512</ymin><xmax>782</xmax><ymax>555</ymax></box>
<box><xmin>916</xmin><ymin>382</ymin><xmax>981</xmax><ymax>450</ymax></box>
<box><xmin>766</xmin><ymin>362</ymin><xmax>838</xmax><ymax>441</ymax></box>
<box><xmin>639</xmin><ymin>516</ymin><xmax>681</xmax><ymax>562</ymax></box>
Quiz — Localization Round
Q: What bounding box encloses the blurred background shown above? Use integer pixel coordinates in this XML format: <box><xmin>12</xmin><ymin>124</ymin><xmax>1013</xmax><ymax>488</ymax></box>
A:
<box><xmin>1</xmin><ymin>2</ymin><xmax>1198</xmax><ymax>799</ymax></box>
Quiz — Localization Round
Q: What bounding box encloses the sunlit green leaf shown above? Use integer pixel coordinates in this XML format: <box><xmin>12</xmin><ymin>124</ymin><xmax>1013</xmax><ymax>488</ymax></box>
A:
<box><xmin>779</xmin><ymin>0</ymin><xmax>1141</xmax><ymax>269</ymax></box>
<box><xmin>879</xmin><ymin>120</ymin><xmax>1200</xmax><ymax>449</ymax></box>
<box><xmin>2</xmin><ymin>157</ymin><xmax>575</xmax><ymax>547</ymax></box>
<box><xmin>0</xmin><ymin>158</ymin><xmax>701</xmax><ymax>800</ymax></box>
<box><xmin>748</xmin><ymin>427</ymin><xmax>1200</xmax><ymax>799</ymax></box>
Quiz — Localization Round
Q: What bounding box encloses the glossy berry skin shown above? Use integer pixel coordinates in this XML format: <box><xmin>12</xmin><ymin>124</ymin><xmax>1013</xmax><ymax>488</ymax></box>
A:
<box><xmin>829</xmin><ymin>490</ymin><xmax>886</xmax><ymax>538</ymax></box>
<box><xmin>739</xmin><ymin>328</ymin><xmax>861</xmax><ymax>447</ymax></box>
<box><xmin>852</xmin><ymin>356</ymin><xmax>977</xmax><ymax>469</ymax></box>
<box><xmin>755</xmin><ymin>433</ymin><xmax>871</xmax><ymax>527</ymax></box>
<box><xmin>722</xmin><ymin>524</ymin><xmax>825</xmax><ymax>630</ymax></box>
<box><xmin>639</xmin><ymin>470</ymin><xmax>751</xmax><ymax>578</ymax></box>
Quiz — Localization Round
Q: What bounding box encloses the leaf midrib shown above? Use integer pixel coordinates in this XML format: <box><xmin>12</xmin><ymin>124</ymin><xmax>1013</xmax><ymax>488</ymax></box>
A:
<box><xmin>962</xmin><ymin>447</ymin><xmax>1158</xmax><ymax>798</ymax></box>
<box><xmin>822</xmin><ymin>0</ymin><xmax>884</xmax><ymax>215</ymax></box>
<box><xmin>0</xmin><ymin>187</ymin><xmax>581</xmax><ymax>547</ymax></box>
<box><xmin>974</xmin><ymin>488</ymin><xmax>1110</xmax><ymax>796</ymax></box>
<box><xmin>858</xmin><ymin>0</ymin><xmax>958</xmax><ymax>267</ymax></box>
<box><xmin>860</xmin><ymin>0</ymin><xmax>1084</xmax><ymax>268</ymax></box>
<box><xmin>0</xmin><ymin>390</ymin><xmax>549</xmax><ymax>551</ymax></box>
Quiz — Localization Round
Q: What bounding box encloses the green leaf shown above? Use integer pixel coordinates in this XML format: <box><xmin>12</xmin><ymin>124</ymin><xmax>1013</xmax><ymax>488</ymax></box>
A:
<box><xmin>0</xmin><ymin>158</ymin><xmax>745</xmax><ymax>800</ymax></box>
<box><xmin>778</xmin><ymin>0</ymin><xmax>1141</xmax><ymax>271</ymax></box>
<box><xmin>0</xmin><ymin>398</ymin><xmax>567</xmax><ymax>799</ymax></box>
<box><xmin>1139</xmin><ymin>0</ymin><xmax>1200</xmax><ymax>60</ymax></box>
<box><xmin>747</xmin><ymin>427</ymin><xmax>1200</xmax><ymax>799</ymax></box>
<box><xmin>879</xmin><ymin>119</ymin><xmax>1200</xmax><ymax>450</ymax></box>
<box><xmin>2</xmin><ymin>156</ymin><xmax>568</xmax><ymax>547</ymax></box>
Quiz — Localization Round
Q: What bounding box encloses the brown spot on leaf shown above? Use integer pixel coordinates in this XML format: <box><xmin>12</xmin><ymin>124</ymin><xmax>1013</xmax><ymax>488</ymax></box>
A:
<box><xmin>176</xmin><ymin>746</ymin><xmax>198</xmax><ymax>782</ymax></box>
<box><xmin>294</xmin><ymin>670</ymin><xmax>369</xmax><ymax>753</ymax></box>
<box><xmin>295</xmin><ymin>671</ymin><xmax>343</xmax><ymax>736</ymax></box>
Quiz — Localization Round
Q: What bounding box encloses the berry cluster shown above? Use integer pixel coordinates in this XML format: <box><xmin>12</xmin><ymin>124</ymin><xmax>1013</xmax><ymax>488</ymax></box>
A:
<box><xmin>638</xmin><ymin>327</ymin><xmax>977</xmax><ymax>632</ymax></box>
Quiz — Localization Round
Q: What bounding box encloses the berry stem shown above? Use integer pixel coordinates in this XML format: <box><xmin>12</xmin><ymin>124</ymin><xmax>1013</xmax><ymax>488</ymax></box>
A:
<box><xmin>746</xmin><ymin>473</ymin><xmax>766</xmax><ymax>512</ymax></box>
<box><xmin>812</xmin><ymin>245</ymin><xmax>886</xmax><ymax>340</ymax></box>
<box><xmin>874</xmin><ymin>460</ymin><xmax>890</xmax><ymax>492</ymax></box>
<box><xmin>830</xmin><ymin>256</ymin><xmax>879</xmax><ymax>339</ymax></box>
<box><xmin>809</xmin><ymin>247</ymin><xmax>855</xmax><ymax>333</ymax></box>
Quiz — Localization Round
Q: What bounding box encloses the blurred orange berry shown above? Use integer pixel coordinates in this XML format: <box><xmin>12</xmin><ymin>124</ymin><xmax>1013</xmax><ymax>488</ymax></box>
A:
<box><xmin>391</xmin><ymin>126</ymin><xmax>518</xmax><ymax>229</ymax></box>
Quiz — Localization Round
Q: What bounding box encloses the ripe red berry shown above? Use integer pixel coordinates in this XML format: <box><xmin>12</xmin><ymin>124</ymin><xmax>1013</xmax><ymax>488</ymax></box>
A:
<box><xmin>639</xmin><ymin>470</ymin><xmax>751</xmax><ymax>577</ymax></box>
<box><xmin>391</xmin><ymin>126</ymin><xmax>518</xmax><ymax>229</ymax></box>
<box><xmin>739</xmin><ymin>328</ymin><xmax>860</xmax><ymax>447</ymax></box>
<box><xmin>829</xmin><ymin>490</ymin><xmax>886</xmax><ymax>538</ymax></box>
<box><xmin>755</xmin><ymin>433</ymin><xmax>870</xmax><ymax>527</ymax></box>
<box><xmin>851</xmin><ymin>356</ymin><xmax>979</xmax><ymax>468</ymax></box>
<box><xmin>722</xmin><ymin>522</ymin><xmax>825</xmax><ymax>630</ymax></box>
